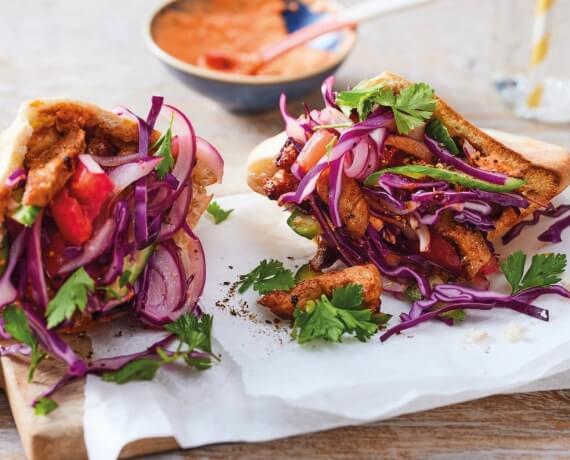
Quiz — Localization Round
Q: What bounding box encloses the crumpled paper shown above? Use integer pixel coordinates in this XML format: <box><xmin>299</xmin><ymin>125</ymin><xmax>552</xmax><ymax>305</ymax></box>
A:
<box><xmin>85</xmin><ymin>191</ymin><xmax>570</xmax><ymax>459</ymax></box>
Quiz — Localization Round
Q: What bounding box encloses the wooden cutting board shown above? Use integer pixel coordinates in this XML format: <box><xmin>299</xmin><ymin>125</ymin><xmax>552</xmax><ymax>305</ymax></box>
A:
<box><xmin>0</xmin><ymin>336</ymin><xmax>180</xmax><ymax>460</ymax></box>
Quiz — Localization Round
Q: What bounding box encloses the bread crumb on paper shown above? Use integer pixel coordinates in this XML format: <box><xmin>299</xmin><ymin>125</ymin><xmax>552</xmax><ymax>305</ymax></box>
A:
<box><xmin>465</xmin><ymin>329</ymin><xmax>489</xmax><ymax>344</ymax></box>
<box><xmin>504</xmin><ymin>323</ymin><xmax>526</xmax><ymax>343</ymax></box>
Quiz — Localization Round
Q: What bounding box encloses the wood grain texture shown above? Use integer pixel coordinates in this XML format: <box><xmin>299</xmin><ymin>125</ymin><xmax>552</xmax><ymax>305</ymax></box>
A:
<box><xmin>1</xmin><ymin>0</ymin><xmax>570</xmax><ymax>458</ymax></box>
<box><xmin>5</xmin><ymin>388</ymin><xmax>570</xmax><ymax>459</ymax></box>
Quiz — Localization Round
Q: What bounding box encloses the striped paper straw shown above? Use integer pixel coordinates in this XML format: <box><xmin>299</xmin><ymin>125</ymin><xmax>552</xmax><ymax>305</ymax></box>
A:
<box><xmin>526</xmin><ymin>0</ymin><xmax>555</xmax><ymax>108</ymax></box>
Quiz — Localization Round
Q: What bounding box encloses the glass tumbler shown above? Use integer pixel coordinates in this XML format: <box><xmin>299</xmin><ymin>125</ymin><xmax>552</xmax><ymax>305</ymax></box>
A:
<box><xmin>492</xmin><ymin>0</ymin><xmax>570</xmax><ymax>123</ymax></box>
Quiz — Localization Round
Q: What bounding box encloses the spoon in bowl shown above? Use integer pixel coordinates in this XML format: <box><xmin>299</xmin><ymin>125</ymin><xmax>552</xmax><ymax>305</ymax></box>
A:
<box><xmin>198</xmin><ymin>0</ymin><xmax>433</xmax><ymax>75</ymax></box>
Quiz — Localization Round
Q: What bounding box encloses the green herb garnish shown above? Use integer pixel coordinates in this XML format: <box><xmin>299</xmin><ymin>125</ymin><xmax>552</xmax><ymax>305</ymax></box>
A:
<box><xmin>237</xmin><ymin>259</ymin><xmax>295</xmax><ymax>294</ymax></box>
<box><xmin>501</xmin><ymin>250</ymin><xmax>567</xmax><ymax>294</ymax></box>
<box><xmin>207</xmin><ymin>201</ymin><xmax>234</xmax><ymax>224</ymax></box>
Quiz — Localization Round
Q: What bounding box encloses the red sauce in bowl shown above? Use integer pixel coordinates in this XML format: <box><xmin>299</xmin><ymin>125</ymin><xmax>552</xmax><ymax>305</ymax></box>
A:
<box><xmin>152</xmin><ymin>0</ymin><xmax>337</xmax><ymax>77</ymax></box>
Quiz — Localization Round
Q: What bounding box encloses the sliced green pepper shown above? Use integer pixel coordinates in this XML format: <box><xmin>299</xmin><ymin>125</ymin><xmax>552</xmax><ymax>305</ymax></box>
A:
<box><xmin>426</xmin><ymin>119</ymin><xmax>460</xmax><ymax>156</ymax></box>
<box><xmin>365</xmin><ymin>165</ymin><xmax>525</xmax><ymax>192</ymax></box>
<box><xmin>287</xmin><ymin>209</ymin><xmax>321</xmax><ymax>240</ymax></box>
<box><xmin>11</xmin><ymin>205</ymin><xmax>41</xmax><ymax>226</ymax></box>
<box><xmin>294</xmin><ymin>264</ymin><xmax>321</xmax><ymax>284</ymax></box>
<box><xmin>105</xmin><ymin>246</ymin><xmax>155</xmax><ymax>300</ymax></box>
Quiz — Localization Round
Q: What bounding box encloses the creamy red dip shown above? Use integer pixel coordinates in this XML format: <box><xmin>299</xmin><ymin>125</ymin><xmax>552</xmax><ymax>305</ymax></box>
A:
<box><xmin>152</xmin><ymin>0</ymin><xmax>336</xmax><ymax>77</ymax></box>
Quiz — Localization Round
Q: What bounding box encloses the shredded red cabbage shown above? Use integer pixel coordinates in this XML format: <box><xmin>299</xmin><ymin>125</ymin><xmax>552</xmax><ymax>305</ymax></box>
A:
<box><xmin>502</xmin><ymin>204</ymin><xmax>570</xmax><ymax>244</ymax></box>
<box><xmin>538</xmin><ymin>214</ymin><xmax>570</xmax><ymax>243</ymax></box>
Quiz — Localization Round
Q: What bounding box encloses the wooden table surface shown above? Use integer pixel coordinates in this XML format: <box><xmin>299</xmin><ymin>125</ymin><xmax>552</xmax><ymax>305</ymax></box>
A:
<box><xmin>1</xmin><ymin>0</ymin><xmax>570</xmax><ymax>458</ymax></box>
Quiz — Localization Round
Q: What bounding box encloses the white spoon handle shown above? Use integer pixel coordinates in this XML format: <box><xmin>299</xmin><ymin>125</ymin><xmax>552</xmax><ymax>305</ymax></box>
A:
<box><xmin>336</xmin><ymin>0</ymin><xmax>434</xmax><ymax>24</ymax></box>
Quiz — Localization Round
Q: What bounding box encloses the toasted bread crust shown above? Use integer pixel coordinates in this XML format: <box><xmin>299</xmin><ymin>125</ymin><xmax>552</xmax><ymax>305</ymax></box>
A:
<box><xmin>357</xmin><ymin>72</ymin><xmax>570</xmax><ymax>239</ymax></box>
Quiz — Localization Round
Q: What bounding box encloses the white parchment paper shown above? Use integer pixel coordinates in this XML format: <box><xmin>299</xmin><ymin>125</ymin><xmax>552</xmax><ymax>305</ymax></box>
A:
<box><xmin>85</xmin><ymin>191</ymin><xmax>570</xmax><ymax>459</ymax></box>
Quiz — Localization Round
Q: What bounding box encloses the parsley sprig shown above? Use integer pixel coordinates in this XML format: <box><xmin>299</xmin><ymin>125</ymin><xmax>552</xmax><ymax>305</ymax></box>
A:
<box><xmin>336</xmin><ymin>81</ymin><xmax>436</xmax><ymax>134</ymax></box>
<box><xmin>151</xmin><ymin>116</ymin><xmax>175</xmax><ymax>179</ymax></box>
<box><xmin>237</xmin><ymin>259</ymin><xmax>295</xmax><ymax>294</ymax></box>
<box><xmin>46</xmin><ymin>268</ymin><xmax>95</xmax><ymax>329</ymax></box>
<box><xmin>207</xmin><ymin>201</ymin><xmax>234</xmax><ymax>224</ymax></box>
<box><xmin>292</xmin><ymin>284</ymin><xmax>390</xmax><ymax>344</ymax></box>
<box><xmin>101</xmin><ymin>313</ymin><xmax>218</xmax><ymax>384</ymax></box>
<box><xmin>501</xmin><ymin>250</ymin><xmax>567</xmax><ymax>294</ymax></box>
<box><xmin>3</xmin><ymin>305</ymin><xmax>46</xmax><ymax>381</ymax></box>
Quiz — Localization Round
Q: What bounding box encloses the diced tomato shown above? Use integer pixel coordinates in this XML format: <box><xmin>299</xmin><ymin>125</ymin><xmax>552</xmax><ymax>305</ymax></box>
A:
<box><xmin>424</xmin><ymin>231</ymin><xmax>462</xmax><ymax>273</ymax></box>
<box><xmin>69</xmin><ymin>162</ymin><xmax>114</xmax><ymax>220</ymax></box>
<box><xmin>50</xmin><ymin>188</ymin><xmax>92</xmax><ymax>245</ymax></box>
<box><xmin>171</xmin><ymin>135</ymin><xmax>179</xmax><ymax>158</ymax></box>
<box><xmin>479</xmin><ymin>256</ymin><xmax>500</xmax><ymax>276</ymax></box>
<box><xmin>296</xmin><ymin>130</ymin><xmax>337</xmax><ymax>173</ymax></box>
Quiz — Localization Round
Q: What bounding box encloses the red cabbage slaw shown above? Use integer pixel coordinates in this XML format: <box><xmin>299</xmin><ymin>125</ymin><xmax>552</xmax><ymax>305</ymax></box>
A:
<box><xmin>0</xmin><ymin>97</ymin><xmax>223</xmax><ymax>406</ymax></box>
<box><xmin>277</xmin><ymin>76</ymin><xmax>570</xmax><ymax>341</ymax></box>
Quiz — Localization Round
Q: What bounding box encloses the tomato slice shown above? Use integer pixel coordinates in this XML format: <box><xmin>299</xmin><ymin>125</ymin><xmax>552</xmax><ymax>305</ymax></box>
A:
<box><xmin>296</xmin><ymin>131</ymin><xmax>337</xmax><ymax>173</ymax></box>
<box><xmin>50</xmin><ymin>188</ymin><xmax>92</xmax><ymax>245</ymax></box>
<box><xmin>69</xmin><ymin>162</ymin><xmax>114</xmax><ymax>220</ymax></box>
<box><xmin>424</xmin><ymin>231</ymin><xmax>462</xmax><ymax>273</ymax></box>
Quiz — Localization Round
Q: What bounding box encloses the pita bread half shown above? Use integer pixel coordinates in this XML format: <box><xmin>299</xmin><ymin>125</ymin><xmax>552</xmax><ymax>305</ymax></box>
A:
<box><xmin>246</xmin><ymin>74</ymin><xmax>570</xmax><ymax>240</ymax></box>
<box><xmin>0</xmin><ymin>99</ymin><xmax>215</xmax><ymax>330</ymax></box>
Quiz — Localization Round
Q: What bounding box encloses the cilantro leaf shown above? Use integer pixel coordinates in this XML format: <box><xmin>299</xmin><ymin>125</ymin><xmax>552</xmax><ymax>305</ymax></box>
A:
<box><xmin>500</xmin><ymin>250</ymin><xmax>567</xmax><ymax>294</ymax></box>
<box><xmin>3</xmin><ymin>305</ymin><xmax>46</xmax><ymax>381</ymax></box>
<box><xmin>336</xmin><ymin>82</ymin><xmax>436</xmax><ymax>134</ymax></box>
<box><xmin>426</xmin><ymin>119</ymin><xmax>460</xmax><ymax>155</ymax></box>
<box><xmin>101</xmin><ymin>358</ymin><xmax>162</xmax><ymax>384</ymax></box>
<box><xmin>151</xmin><ymin>117</ymin><xmax>175</xmax><ymax>179</ymax></box>
<box><xmin>331</xmin><ymin>284</ymin><xmax>363</xmax><ymax>309</ymax></box>
<box><xmin>404</xmin><ymin>285</ymin><xmax>422</xmax><ymax>302</ymax></box>
<box><xmin>237</xmin><ymin>259</ymin><xmax>295</xmax><ymax>294</ymax></box>
<box><xmin>207</xmin><ymin>201</ymin><xmax>234</xmax><ymax>225</ymax></box>
<box><xmin>34</xmin><ymin>397</ymin><xmax>58</xmax><ymax>416</ymax></box>
<box><xmin>165</xmin><ymin>313</ymin><xmax>213</xmax><ymax>355</ymax></box>
<box><xmin>46</xmin><ymin>268</ymin><xmax>95</xmax><ymax>329</ymax></box>
<box><xmin>104</xmin><ymin>314</ymin><xmax>217</xmax><ymax>383</ymax></box>
<box><xmin>292</xmin><ymin>284</ymin><xmax>381</xmax><ymax>344</ymax></box>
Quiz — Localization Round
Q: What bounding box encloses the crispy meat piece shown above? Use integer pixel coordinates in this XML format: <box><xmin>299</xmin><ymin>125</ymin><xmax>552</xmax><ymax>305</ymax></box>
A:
<box><xmin>262</xmin><ymin>168</ymin><xmax>299</xmax><ymax>200</ymax></box>
<box><xmin>385</xmin><ymin>135</ymin><xmax>432</xmax><ymax>162</ymax></box>
<box><xmin>275</xmin><ymin>137</ymin><xmax>300</xmax><ymax>169</ymax></box>
<box><xmin>85</xmin><ymin>127</ymin><xmax>117</xmax><ymax>157</ymax></box>
<box><xmin>259</xmin><ymin>264</ymin><xmax>382</xmax><ymax>319</ymax></box>
<box><xmin>435</xmin><ymin>214</ymin><xmax>493</xmax><ymax>279</ymax></box>
<box><xmin>316</xmin><ymin>169</ymin><xmax>369</xmax><ymax>239</ymax></box>
<box><xmin>23</xmin><ymin>129</ymin><xmax>86</xmax><ymax>207</ymax></box>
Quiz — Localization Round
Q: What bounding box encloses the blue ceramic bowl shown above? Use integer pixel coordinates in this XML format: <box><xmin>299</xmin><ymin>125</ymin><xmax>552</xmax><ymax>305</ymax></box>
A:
<box><xmin>144</xmin><ymin>0</ymin><xmax>357</xmax><ymax>113</ymax></box>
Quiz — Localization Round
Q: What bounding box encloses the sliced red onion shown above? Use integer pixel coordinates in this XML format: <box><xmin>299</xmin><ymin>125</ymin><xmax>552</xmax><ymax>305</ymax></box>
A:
<box><xmin>28</xmin><ymin>211</ymin><xmax>49</xmax><ymax>310</ymax></box>
<box><xmin>134</xmin><ymin>178</ymin><xmax>149</xmax><ymax>247</ymax></box>
<box><xmin>0</xmin><ymin>229</ymin><xmax>27</xmax><ymax>308</ymax></box>
<box><xmin>280</xmin><ymin>93</ymin><xmax>308</xmax><ymax>143</ymax></box>
<box><xmin>115</xmin><ymin>106</ymin><xmax>150</xmax><ymax>159</ymax></box>
<box><xmin>279</xmin><ymin>162</ymin><xmax>328</xmax><ymax>205</ymax></box>
<box><xmin>158</xmin><ymin>185</ymin><xmax>192</xmax><ymax>241</ymax></box>
<box><xmin>344</xmin><ymin>138</ymin><xmax>370</xmax><ymax>178</ymax></box>
<box><xmin>417</xmin><ymin>204</ymin><xmax>463</xmax><ymax>225</ymax></box>
<box><xmin>6</xmin><ymin>168</ymin><xmax>26</xmax><ymax>188</ymax></box>
<box><xmin>22</xmin><ymin>304</ymin><xmax>88</xmax><ymax>376</ymax></box>
<box><xmin>57</xmin><ymin>218</ymin><xmax>117</xmax><ymax>276</ymax></box>
<box><xmin>181</xmin><ymin>223</ymin><xmax>206</xmax><ymax>312</ymax></box>
<box><xmin>108</xmin><ymin>157</ymin><xmax>161</xmax><ymax>195</ymax></box>
<box><xmin>538</xmin><ymin>214</ymin><xmax>570</xmax><ymax>243</ymax></box>
<box><xmin>314</xmin><ymin>107</ymin><xmax>352</xmax><ymax>127</ymax></box>
<box><xmin>425</xmin><ymin>135</ymin><xmax>513</xmax><ymax>185</ymax></box>
<box><xmin>163</xmin><ymin>104</ymin><xmax>197</xmax><ymax>188</ymax></box>
<box><xmin>328</xmin><ymin>156</ymin><xmax>345</xmax><ymax>227</ymax></box>
<box><xmin>79</xmin><ymin>154</ymin><xmax>105</xmax><ymax>174</ymax></box>
<box><xmin>321</xmin><ymin>75</ymin><xmax>337</xmax><ymax>108</ymax></box>
<box><xmin>137</xmin><ymin>241</ymin><xmax>186</xmax><ymax>326</ymax></box>
<box><xmin>502</xmin><ymin>204</ymin><xmax>570</xmax><ymax>244</ymax></box>
<box><xmin>196</xmin><ymin>137</ymin><xmax>224</xmax><ymax>184</ymax></box>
